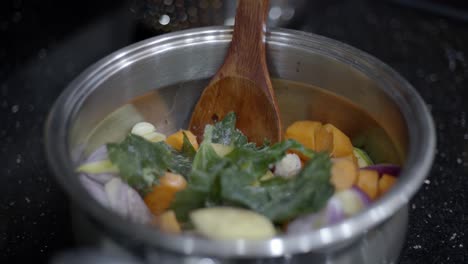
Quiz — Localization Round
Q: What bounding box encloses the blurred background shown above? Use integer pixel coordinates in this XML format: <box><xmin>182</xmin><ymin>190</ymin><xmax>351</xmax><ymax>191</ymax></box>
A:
<box><xmin>1</xmin><ymin>0</ymin><xmax>467</xmax><ymax>263</ymax></box>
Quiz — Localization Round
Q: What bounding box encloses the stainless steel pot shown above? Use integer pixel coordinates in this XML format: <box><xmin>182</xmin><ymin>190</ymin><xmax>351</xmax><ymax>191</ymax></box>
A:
<box><xmin>45</xmin><ymin>26</ymin><xmax>436</xmax><ymax>263</ymax></box>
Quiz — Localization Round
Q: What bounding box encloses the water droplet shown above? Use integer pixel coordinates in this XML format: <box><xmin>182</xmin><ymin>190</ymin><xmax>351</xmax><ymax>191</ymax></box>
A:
<box><xmin>38</xmin><ymin>48</ymin><xmax>47</xmax><ymax>59</ymax></box>
<box><xmin>269</xmin><ymin>7</ymin><xmax>282</xmax><ymax>20</ymax></box>
<box><xmin>12</xmin><ymin>12</ymin><xmax>22</xmax><ymax>23</ymax></box>
<box><xmin>159</xmin><ymin>14</ymin><xmax>170</xmax><ymax>25</ymax></box>
<box><xmin>11</xmin><ymin>104</ymin><xmax>19</xmax><ymax>113</ymax></box>
<box><xmin>16</xmin><ymin>154</ymin><xmax>22</xmax><ymax>164</ymax></box>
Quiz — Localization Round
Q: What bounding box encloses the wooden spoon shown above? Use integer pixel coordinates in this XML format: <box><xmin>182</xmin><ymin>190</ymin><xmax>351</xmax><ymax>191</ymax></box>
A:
<box><xmin>189</xmin><ymin>0</ymin><xmax>282</xmax><ymax>145</ymax></box>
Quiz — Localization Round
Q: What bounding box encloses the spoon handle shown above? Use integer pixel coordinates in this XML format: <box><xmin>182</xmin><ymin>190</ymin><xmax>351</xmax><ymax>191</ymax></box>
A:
<box><xmin>214</xmin><ymin>0</ymin><xmax>273</xmax><ymax>96</ymax></box>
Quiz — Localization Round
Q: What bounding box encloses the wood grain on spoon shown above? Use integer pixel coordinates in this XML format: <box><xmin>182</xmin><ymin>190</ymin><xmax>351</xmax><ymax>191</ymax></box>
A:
<box><xmin>189</xmin><ymin>0</ymin><xmax>282</xmax><ymax>145</ymax></box>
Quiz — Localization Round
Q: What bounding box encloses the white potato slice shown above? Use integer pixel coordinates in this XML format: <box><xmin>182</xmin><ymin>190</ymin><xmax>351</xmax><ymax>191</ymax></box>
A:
<box><xmin>190</xmin><ymin>207</ymin><xmax>275</xmax><ymax>240</ymax></box>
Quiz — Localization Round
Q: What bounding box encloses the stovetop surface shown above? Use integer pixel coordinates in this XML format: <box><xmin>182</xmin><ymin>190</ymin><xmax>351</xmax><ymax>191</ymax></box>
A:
<box><xmin>1</xmin><ymin>0</ymin><xmax>467</xmax><ymax>263</ymax></box>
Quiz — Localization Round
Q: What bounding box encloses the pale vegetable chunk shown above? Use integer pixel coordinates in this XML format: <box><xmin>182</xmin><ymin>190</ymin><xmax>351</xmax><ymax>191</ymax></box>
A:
<box><xmin>76</xmin><ymin>160</ymin><xmax>118</xmax><ymax>174</ymax></box>
<box><xmin>353</xmin><ymin>147</ymin><xmax>373</xmax><ymax>168</ymax></box>
<box><xmin>131</xmin><ymin>122</ymin><xmax>156</xmax><ymax>136</ymax></box>
<box><xmin>274</xmin><ymin>153</ymin><xmax>302</xmax><ymax>178</ymax></box>
<box><xmin>190</xmin><ymin>207</ymin><xmax>276</xmax><ymax>240</ymax></box>
<box><xmin>131</xmin><ymin>122</ymin><xmax>166</xmax><ymax>142</ymax></box>
<box><xmin>211</xmin><ymin>143</ymin><xmax>234</xmax><ymax>157</ymax></box>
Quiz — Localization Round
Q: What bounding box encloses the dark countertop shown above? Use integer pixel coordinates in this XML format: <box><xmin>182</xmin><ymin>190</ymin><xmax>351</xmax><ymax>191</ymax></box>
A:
<box><xmin>1</xmin><ymin>0</ymin><xmax>467</xmax><ymax>263</ymax></box>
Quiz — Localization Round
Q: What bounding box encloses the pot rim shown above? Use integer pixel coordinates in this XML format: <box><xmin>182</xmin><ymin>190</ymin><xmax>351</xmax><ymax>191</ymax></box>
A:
<box><xmin>45</xmin><ymin>26</ymin><xmax>436</xmax><ymax>257</ymax></box>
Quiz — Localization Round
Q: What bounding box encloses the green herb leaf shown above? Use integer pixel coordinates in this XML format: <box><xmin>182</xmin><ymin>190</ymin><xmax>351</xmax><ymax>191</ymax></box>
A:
<box><xmin>170</xmin><ymin>187</ymin><xmax>207</xmax><ymax>222</ymax></box>
<box><xmin>170</xmin><ymin>113</ymin><xmax>332</xmax><ymax>224</ymax></box>
<box><xmin>107</xmin><ymin>135</ymin><xmax>169</xmax><ymax>192</ymax></box>
<box><xmin>167</xmin><ymin>148</ymin><xmax>193</xmax><ymax>178</ymax></box>
<box><xmin>220</xmin><ymin>152</ymin><xmax>333</xmax><ymax>222</ymax></box>
<box><xmin>107</xmin><ymin>134</ymin><xmax>193</xmax><ymax>193</ymax></box>
<box><xmin>207</xmin><ymin>112</ymin><xmax>256</xmax><ymax>149</ymax></box>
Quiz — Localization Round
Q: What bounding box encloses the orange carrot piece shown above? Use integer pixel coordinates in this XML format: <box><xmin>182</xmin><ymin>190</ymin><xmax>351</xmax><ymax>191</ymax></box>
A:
<box><xmin>356</xmin><ymin>169</ymin><xmax>379</xmax><ymax>200</ymax></box>
<box><xmin>166</xmin><ymin>130</ymin><xmax>199</xmax><ymax>151</ymax></box>
<box><xmin>314</xmin><ymin>125</ymin><xmax>333</xmax><ymax>153</ymax></box>
<box><xmin>144</xmin><ymin>172</ymin><xmax>187</xmax><ymax>215</ymax></box>
<box><xmin>323</xmin><ymin>124</ymin><xmax>354</xmax><ymax>158</ymax></box>
<box><xmin>378</xmin><ymin>174</ymin><xmax>397</xmax><ymax>197</ymax></box>
<box><xmin>285</xmin><ymin>121</ymin><xmax>322</xmax><ymax>160</ymax></box>
<box><xmin>152</xmin><ymin>210</ymin><xmax>181</xmax><ymax>234</ymax></box>
<box><xmin>330</xmin><ymin>158</ymin><xmax>358</xmax><ymax>191</ymax></box>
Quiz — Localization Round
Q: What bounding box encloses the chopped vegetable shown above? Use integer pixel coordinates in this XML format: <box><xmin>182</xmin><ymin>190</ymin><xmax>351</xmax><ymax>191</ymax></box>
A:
<box><xmin>211</xmin><ymin>143</ymin><xmax>234</xmax><ymax>157</ymax></box>
<box><xmin>334</xmin><ymin>188</ymin><xmax>369</xmax><ymax>216</ymax></box>
<box><xmin>190</xmin><ymin>207</ymin><xmax>276</xmax><ymax>240</ymax></box>
<box><xmin>314</xmin><ymin>125</ymin><xmax>333</xmax><ymax>153</ymax></box>
<box><xmin>144</xmin><ymin>172</ymin><xmax>187</xmax><ymax>215</ymax></box>
<box><xmin>356</xmin><ymin>169</ymin><xmax>379</xmax><ymax>200</ymax></box>
<box><xmin>378</xmin><ymin>174</ymin><xmax>397</xmax><ymax>197</ymax></box>
<box><xmin>364</xmin><ymin>164</ymin><xmax>401</xmax><ymax>177</ymax></box>
<box><xmin>323</xmin><ymin>124</ymin><xmax>354</xmax><ymax>157</ymax></box>
<box><xmin>171</xmin><ymin>116</ymin><xmax>332</xmax><ymax>223</ymax></box>
<box><xmin>77</xmin><ymin>112</ymin><xmax>401</xmax><ymax>240</ymax></box>
<box><xmin>209</xmin><ymin>112</ymin><xmax>256</xmax><ymax>148</ymax></box>
<box><xmin>131</xmin><ymin>121</ymin><xmax>166</xmax><ymax>142</ymax></box>
<box><xmin>166</xmin><ymin>130</ymin><xmax>199</xmax><ymax>151</ymax></box>
<box><xmin>274</xmin><ymin>153</ymin><xmax>302</xmax><ymax>178</ymax></box>
<box><xmin>104</xmin><ymin>177</ymin><xmax>152</xmax><ymax>224</ymax></box>
<box><xmin>353</xmin><ymin>147</ymin><xmax>374</xmax><ymax>168</ymax></box>
<box><xmin>106</xmin><ymin>135</ymin><xmax>192</xmax><ymax>192</ymax></box>
<box><xmin>76</xmin><ymin>160</ymin><xmax>118</xmax><ymax>174</ymax></box>
<box><xmin>284</xmin><ymin>120</ymin><xmax>322</xmax><ymax>160</ymax></box>
<box><xmin>330</xmin><ymin>157</ymin><xmax>358</xmax><ymax>191</ymax></box>
<box><xmin>79</xmin><ymin>174</ymin><xmax>110</xmax><ymax>207</ymax></box>
<box><xmin>153</xmin><ymin>210</ymin><xmax>181</xmax><ymax>234</ymax></box>
<box><xmin>287</xmin><ymin>187</ymin><xmax>370</xmax><ymax>234</ymax></box>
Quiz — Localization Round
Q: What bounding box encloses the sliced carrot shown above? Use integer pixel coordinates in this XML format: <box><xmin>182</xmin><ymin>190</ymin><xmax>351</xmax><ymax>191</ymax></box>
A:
<box><xmin>144</xmin><ymin>172</ymin><xmax>187</xmax><ymax>215</ymax></box>
<box><xmin>166</xmin><ymin>130</ymin><xmax>199</xmax><ymax>151</ymax></box>
<box><xmin>323</xmin><ymin>124</ymin><xmax>354</xmax><ymax>158</ymax></box>
<box><xmin>356</xmin><ymin>169</ymin><xmax>379</xmax><ymax>200</ymax></box>
<box><xmin>378</xmin><ymin>174</ymin><xmax>397</xmax><ymax>197</ymax></box>
<box><xmin>285</xmin><ymin>121</ymin><xmax>322</xmax><ymax>160</ymax></box>
<box><xmin>152</xmin><ymin>210</ymin><xmax>181</xmax><ymax>234</ymax></box>
<box><xmin>330</xmin><ymin>158</ymin><xmax>358</xmax><ymax>191</ymax></box>
<box><xmin>314</xmin><ymin>125</ymin><xmax>333</xmax><ymax>153</ymax></box>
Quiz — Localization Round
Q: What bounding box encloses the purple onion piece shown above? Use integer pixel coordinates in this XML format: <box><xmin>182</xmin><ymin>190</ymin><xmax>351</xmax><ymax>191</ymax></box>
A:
<box><xmin>287</xmin><ymin>209</ymin><xmax>325</xmax><ymax>234</ymax></box>
<box><xmin>351</xmin><ymin>186</ymin><xmax>371</xmax><ymax>206</ymax></box>
<box><xmin>79</xmin><ymin>174</ymin><xmax>109</xmax><ymax>208</ymax></box>
<box><xmin>287</xmin><ymin>195</ymin><xmax>346</xmax><ymax>234</ymax></box>
<box><xmin>104</xmin><ymin>178</ymin><xmax>152</xmax><ymax>224</ymax></box>
<box><xmin>287</xmin><ymin>186</ymin><xmax>374</xmax><ymax>234</ymax></box>
<box><xmin>363</xmin><ymin>164</ymin><xmax>401</xmax><ymax>177</ymax></box>
<box><xmin>86</xmin><ymin>145</ymin><xmax>109</xmax><ymax>163</ymax></box>
<box><xmin>85</xmin><ymin>173</ymin><xmax>115</xmax><ymax>185</ymax></box>
<box><xmin>80</xmin><ymin>145</ymin><xmax>116</xmax><ymax>184</ymax></box>
<box><xmin>325</xmin><ymin>196</ymin><xmax>346</xmax><ymax>225</ymax></box>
